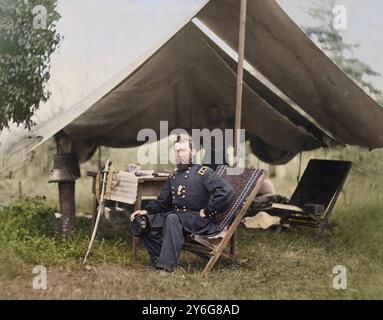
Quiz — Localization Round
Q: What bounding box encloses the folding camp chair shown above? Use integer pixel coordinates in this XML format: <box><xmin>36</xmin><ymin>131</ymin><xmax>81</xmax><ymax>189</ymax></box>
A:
<box><xmin>183</xmin><ymin>166</ymin><xmax>265</xmax><ymax>276</ymax></box>
<box><xmin>266</xmin><ymin>159</ymin><xmax>352</xmax><ymax>238</ymax></box>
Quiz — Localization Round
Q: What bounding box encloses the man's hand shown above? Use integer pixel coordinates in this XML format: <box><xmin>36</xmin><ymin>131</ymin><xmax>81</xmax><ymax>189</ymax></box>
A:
<box><xmin>130</xmin><ymin>210</ymin><xmax>148</xmax><ymax>222</ymax></box>
<box><xmin>199</xmin><ymin>209</ymin><xmax>206</xmax><ymax>218</ymax></box>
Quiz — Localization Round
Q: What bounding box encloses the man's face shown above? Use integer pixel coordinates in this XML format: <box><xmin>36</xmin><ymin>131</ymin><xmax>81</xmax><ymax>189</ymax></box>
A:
<box><xmin>174</xmin><ymin>142</ymin><xmax>193</xmax><ymax>164</ymax></box>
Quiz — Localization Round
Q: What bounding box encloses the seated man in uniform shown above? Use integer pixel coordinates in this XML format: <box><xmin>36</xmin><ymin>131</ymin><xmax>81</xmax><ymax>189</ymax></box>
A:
<box><xmin>130</xmin><ymin>137</ymin><xmax>235</xmax><ymax>273</ymax></box>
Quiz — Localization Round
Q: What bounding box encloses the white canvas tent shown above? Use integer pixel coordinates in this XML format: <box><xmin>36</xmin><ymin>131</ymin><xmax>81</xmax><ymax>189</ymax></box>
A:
<box><xmin>1</xmin><ymin>0</ymin><xmax>383</xmax><ymax>173</ymax></box>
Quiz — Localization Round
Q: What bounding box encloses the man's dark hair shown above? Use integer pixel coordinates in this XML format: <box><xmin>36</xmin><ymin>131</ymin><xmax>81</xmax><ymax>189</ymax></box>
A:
<box><xmin>175</xmin><ymin>136</ymin><xmax>194</xmax><ymax>150</ymax></box>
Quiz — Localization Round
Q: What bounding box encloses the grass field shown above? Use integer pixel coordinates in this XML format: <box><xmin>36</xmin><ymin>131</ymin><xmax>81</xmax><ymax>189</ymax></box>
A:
<box><xmin>0</xmin><ymin>143</ymin><xmax>382</xmax><ymax>299</ymax></box>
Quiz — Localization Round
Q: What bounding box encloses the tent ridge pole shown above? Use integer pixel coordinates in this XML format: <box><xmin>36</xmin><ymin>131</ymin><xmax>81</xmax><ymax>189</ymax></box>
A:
<box><xmin>232</xmin><ymin>0</ymin><xmax>247</xmax><ymax>256</ymax></box>
<box><xmin>234</xmin><ymin>0</ymin><xmax>247</xmax><ymax>164</ymax></box>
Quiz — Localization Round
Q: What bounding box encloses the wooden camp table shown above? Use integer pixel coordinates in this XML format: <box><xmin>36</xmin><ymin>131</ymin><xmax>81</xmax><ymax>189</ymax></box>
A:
<box><xmin>87</xmin><ymin>171</ymin><xmax>167</xmax><ymax>260</ymax></box>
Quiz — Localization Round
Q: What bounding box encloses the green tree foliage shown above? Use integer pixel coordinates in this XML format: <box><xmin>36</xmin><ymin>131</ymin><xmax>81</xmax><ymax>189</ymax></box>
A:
<box><xmin>0</xmin><ymin>0</ymin><xmax>61</xmax><ymax>131</ymax></box>
<box><xmin>305</xmin><ymin>0</ymin><xmax>382</xmax><ymax>103</ymax></box>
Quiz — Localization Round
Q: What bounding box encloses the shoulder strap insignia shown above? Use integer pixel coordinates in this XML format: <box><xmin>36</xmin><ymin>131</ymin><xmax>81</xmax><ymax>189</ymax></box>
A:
<box><xmin>169</xmin><ymin>170</ymin><xmax>178</xmax><ymax>178</ymax></box>
<box><xmin>198</xmin><ymin>166</ymin><xmax>209</xmax><ymax>176</ymax></box>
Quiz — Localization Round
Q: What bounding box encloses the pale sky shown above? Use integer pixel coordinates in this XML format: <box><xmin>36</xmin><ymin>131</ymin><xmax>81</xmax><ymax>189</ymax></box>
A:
<box><xmin>18</xmin><ymin>0</ymin><xmax>383</xmax><ymax>123</ymax></box>
<box><xmin>39</xmin><ymin>0</ymin><xmax>206</xmax><ymax>122</ymax></box>
<box><xmin>277</xmin><ymin>0</ymin><xmax>383</xmax><ymax>96</ymax></box>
